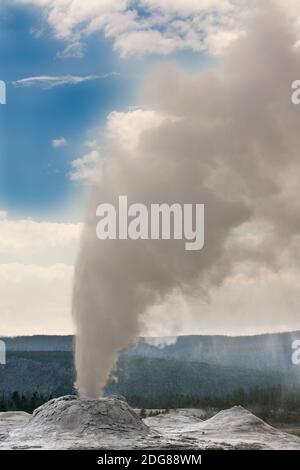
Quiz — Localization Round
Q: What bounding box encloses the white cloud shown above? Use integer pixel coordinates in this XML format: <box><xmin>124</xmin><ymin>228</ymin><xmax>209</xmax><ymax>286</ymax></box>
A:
<box><xmin>70</xmin><ymin>109</ymin><xmax>171</xmax><ymax>183</ymax></box>
<box><xmin>0</xmin><ymin>263</ymin><xmax>74</xmax><ymax>336</ymax></box>
<box><xmin>12</xmin><ymin>0</ymin><xmax>246</xmax><ymax>57</ymax></box>
<box><xmin>140</xmin><ymin>0</ymin><xmax>233</xmax><ymax>16</ymax></box>
<box><xmin>0</xmin><ymin>212</ymin><xmax>82</xmax><ymax>335</ymax></box>
<box><xmin>70</xmin><ymin>150</ymin><xmax>101</xmax><ymax>183</ymax></box>
<box><xmin>203</xmin><ymin>28</ymin><xmax>244</xmax><ymax>56</ymax></box>
<box><xmin>113</xmin><ymin>29</ymin><xmax>187</xmax><ymax>56</ymax></box>
<box><xmin>56</xmin><ymin>41</ymin><xmax>85</xmax><ymax>59</ymax></box>
<box><xmin>13</xmin><ymin>1</ymin><xmax>300</xmax><ymax>58</ymax></box>
<box><xmin>12</xmin><ymin>74</ymin><xmax>112</xmax><ymax>89</ymax></box>
<box><xmin>0</xmin><ymin>214</ymin><xmax>82</xmax><ymax>264</ymax></box>
<box><xmin>52</xmin><ymin>137</ymin><xmax>68</xmax><ymax>148</ymax></box>
<box><xmin>143</xmin><ymin>264</ymin><xmax>300</xmax><ymax>336</ymax></box>
<box><xmin>107</xmin><ymin>109</ymin><xmax>169</xmax><ymax>150</ymax></box>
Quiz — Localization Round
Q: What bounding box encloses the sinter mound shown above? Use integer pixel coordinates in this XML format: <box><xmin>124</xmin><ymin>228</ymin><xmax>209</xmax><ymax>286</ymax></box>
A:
<box><xmin>24</xmin><ymin>395</ymin><xmax>148</xmax><ymax>435</ymax></box>
<box><xmin>198</xmin><ymin>405</ymin><xmax>277</xmax><ymax>434</ymax></box>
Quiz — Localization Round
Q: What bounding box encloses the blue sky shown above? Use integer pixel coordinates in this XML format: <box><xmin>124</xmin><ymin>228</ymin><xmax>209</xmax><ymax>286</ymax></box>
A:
<box><xmin>0</xmin><ymin>3</ymin><xmax>131</xmax><ymax>219</ymax></box>
<box><xmin>0</xmin><ymin>1</ymin><xmax>209</xmax><ymax>222</ymax></box>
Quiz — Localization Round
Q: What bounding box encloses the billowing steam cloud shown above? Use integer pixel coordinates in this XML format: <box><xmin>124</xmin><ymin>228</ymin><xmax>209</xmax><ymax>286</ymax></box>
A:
<box><xmin>73</xmin><ymin>2</ymin><xmax>300</xmax><ymax>398</ymax></box>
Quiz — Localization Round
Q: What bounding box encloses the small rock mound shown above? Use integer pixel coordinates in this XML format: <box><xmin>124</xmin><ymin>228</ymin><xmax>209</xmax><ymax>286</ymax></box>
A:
<box><xmin>24</xmin><ymin>395</ymin><xmax>148</xmax><ymax>435</ymax></box>
<box><xmin>199</xmin><ymin>405</ymin><xmax>275</xmax><ymax>434</ymax></box>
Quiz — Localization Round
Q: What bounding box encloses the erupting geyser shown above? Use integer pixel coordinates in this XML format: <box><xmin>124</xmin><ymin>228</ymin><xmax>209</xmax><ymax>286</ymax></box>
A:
<box><xmin>73</xmin><ymin>3</ymin><xmax>300</xmax><ymax>398</ymax></box>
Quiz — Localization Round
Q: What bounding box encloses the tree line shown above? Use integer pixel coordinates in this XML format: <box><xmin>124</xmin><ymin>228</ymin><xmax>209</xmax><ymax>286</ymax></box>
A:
<box><xmin>1</xmin><ymin>384</ymin><xmax>300</xmax><ymax>418</ymax></box>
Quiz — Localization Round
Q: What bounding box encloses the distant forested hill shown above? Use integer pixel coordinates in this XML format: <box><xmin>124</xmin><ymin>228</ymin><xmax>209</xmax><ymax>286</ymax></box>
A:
<box><xmin>0</xmin><ymin>336</ymin><xmax>74</xmax><ymax>351</ymax></box>
<box><xmin>106</xmin><ymin>356</ymin><xmax>298</xmax><ymax>401</ymax></box>
<box><xmin>2</xmin><ymin>330</ymin><xmax>300</xmax><ymax>372</ymax></box>
<box><xmin>0</xmin><ymin>348</ymin><xmax>299</xmax><ymax>400</ymax></box>
<box><xmin>125</xmin><ymin>331</ymin><xmax>300</xmax><ymax>373</ymax></box>
<box><xmin>0</xmin><ymin>331</ymin><xmax>299</xmax><ymax>401</ymax></box>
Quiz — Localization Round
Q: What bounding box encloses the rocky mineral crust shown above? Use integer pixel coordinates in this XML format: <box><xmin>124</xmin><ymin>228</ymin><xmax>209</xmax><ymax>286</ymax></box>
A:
<box><xmin>24</xmin><ymin>395</ymin><xmax>148</xmax><ymax>435</ymax></box>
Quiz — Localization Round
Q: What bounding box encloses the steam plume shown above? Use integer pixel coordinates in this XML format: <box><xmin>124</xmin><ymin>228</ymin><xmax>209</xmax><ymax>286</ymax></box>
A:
<box><xmin>73</xmin><ymin>2</ymin><xmax>300</xmax><ymax>397</ymax></box>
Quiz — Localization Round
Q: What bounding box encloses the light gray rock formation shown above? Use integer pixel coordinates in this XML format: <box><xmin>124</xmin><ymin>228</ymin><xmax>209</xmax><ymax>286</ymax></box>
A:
<box><xmin>24</xmin><ymin>395</ymin><xmax>148</xmax><ymax>435</ymax></box>
<box><xmin>1</xmin><ymin>400</ymin><xmax>300</xmax><ymax>450</ymax></box>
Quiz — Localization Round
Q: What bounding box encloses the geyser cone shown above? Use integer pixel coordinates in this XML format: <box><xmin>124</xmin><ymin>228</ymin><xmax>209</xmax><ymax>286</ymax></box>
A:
<box><xmin>24</xmin><ymin>395</ymin><xmax>148</xmax><ymax>435</ymax></box>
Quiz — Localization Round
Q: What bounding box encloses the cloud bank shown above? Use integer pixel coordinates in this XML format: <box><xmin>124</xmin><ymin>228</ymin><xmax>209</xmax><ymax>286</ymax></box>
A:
<box><xmin>12</xmin><ymin>1</ymin><xmax>300</xmax><ymax>58</ymax></box>
<box><xmin>0</xmin><ymin>213</ymin><xmax>82</xmax><ymax>335</ymax></box>
<box><xmin>12</xmin><ymin>0</ymin><xmax>246</xmax><ymax>57</ymax></box>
